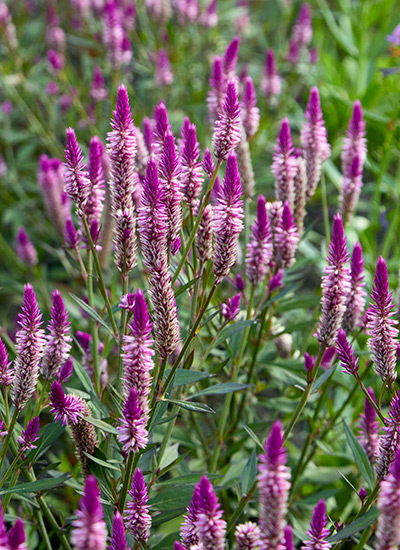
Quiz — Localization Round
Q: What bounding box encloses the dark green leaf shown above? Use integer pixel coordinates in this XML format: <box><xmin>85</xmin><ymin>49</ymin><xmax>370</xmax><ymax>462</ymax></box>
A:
<box><xmin>174</xmin><ymin>276</ymin><xmax>200</xmax><ymax>298</ymax></box>
<box><xmin>215</xmin><ymin>320</ymin><xmax>258</xmax><ymax>347</ymax></box>
<box><xmin>327</xmin><ymin>509</ymin><xmax>379</xmax><ymax>542</ymax></box>
<box><xmin>343</xmin><ymin>419</ymin><xmax>374</xmax><ymax>488</ymax></box>
<box><xmin>69</xmin><ymin>293</ymin><xmax>115</xmax><ymax>336</ymax></box>
<box><xmin>166</xmin><ymin>368</ymin><xmax>212</xmax><ymax>387</ymax></box>
<box><xmin>241</xmin><ymin>449</ymin><xmax>257</xmax><ymax>495</ymax></box>
<box><xmin>164</xmin><ymin>399</ymin><xmax>215</xmax><ymax>413</ymax></box>
<box><xmin>192</xmin><ymin>383</ymin><xmax>252</xmax><ymax>398</ymax></box>
<box><xmin>312</xmin><ymin>365</ymin><xmax>336</xmax><ymax>393</ymax></box>
<box><xmin>84</xmin><ymin>417</ymin><xmax>119</xmax><ymax>435</ymax></box>
<box><xmin>243</xmin><ymin>425</ymin><xmax>264</xmax><ymax>450</ymax></box>
<box><xmin>84</xmin><ymin>452</ymin><xmax>121</xmax><ymax>472</ymax></box>
<box><xmin>149</xmin><ymin>484</ymin><xmax>194</xmax><ymax>511</ymax></box>
<box><xmin>0</xmin><ymin>473</ymin><xmax>70</xmax><ymax>495</ymax></box>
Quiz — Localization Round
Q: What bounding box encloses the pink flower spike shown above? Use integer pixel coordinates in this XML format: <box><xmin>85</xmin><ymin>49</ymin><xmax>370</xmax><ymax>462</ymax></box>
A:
<box><xmin>71</xmin><ymin>475</ymin><xmax>107</xmax><ymax>550</ymax></box>
<box><xmin>212</xmin><ymin>79</ymin><xmax>241</xmax><ymax>161</ymax></box>
<box><xmin>64</xmin><ymin>127</ymin><xmax>90</xmax><ymax>216</ymax></box>
<box><xmin>125</xmin><ymin>469</ymin><xmax>152</xmax><ymax>544</ymax></box>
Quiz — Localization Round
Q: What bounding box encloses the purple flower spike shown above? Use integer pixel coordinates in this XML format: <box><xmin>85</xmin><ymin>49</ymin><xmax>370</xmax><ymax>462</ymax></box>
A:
<box><xmin>16</xmin><ymin>227</ymin><xmax>38</xmax><ymax>267</ymax></box>
<box><xmin>241</xmin><ymin>76</ymin><xmax>259</xmax><ymax>138</ymax></box>
<box><xmin>120</xmin><ymin>293</ymin><xmax>136</xmax><ymax>312</ymax></box>
<box><xmin>261</xmin><ymin>49</ymin><xmax>281</xmax><ymax>99</ymax></box>
<box><xmin>301</xmin><ymin>87</ymin><xmax>331</xmax><ymax>199</ymax></box>
<box><xmin>153</xmin><ymin>101</ymin><xmax>172</xmax><ymax>159</ymax></box>
<box><xmin>181</xmin><ymin>482</ymin><xmax>201</xmax><ymax>548</ymax></box>
<box><xmin>292</xmin><ymin>3</ymin><xmax>312</xmax><ymax>48</ymax></box>
<box><xmin>286</xmin><ymin>40</ymin><xmax>300</xmax><ymax>64</ymax></box>
<box><xmin>235</xmin><ymin>522</ymin><xmax>262</xmax><ymax>549</ymax></box>
<box><xmin>109</xmin><ymin>511</ymin><xmax>128</xmax><ymax>550</ymax></box>
<box><xmin>222</xmin><ymin>293</ymin><xmax>241</xmax><ymax>321</ymax></box>
<box><xmin>223</xmin><ymin>36</ymin><xmax>240</xmax><ymax>78</ymax></box>
<box><xmin>155</xmin><ymin>49</ymin><xmax>173</xmax><ymax>86</ymax></box>
<box><xmin>339</xmin><ymin>153</ymin><xmax>363</xmax><ymax>225</ymax></box>
<box><xmin>213</xmin><ymin>79</ymin><xmax>241</xmax><ymax>161</ymax></box>
<box><xmin>377</xmin><ymin>393</ymin><xmax>400</xmax><ymax>479</ymax></box>
<box><xmin>195</xmin><ymin>476</ymin><xmax>226</xmax><ymax>550</ymax></box>
<box><xmin>8</xmin><ymin>519</ymin><xmax>26</xmax><ymax>550</ymax></box>
<box><xmin>102</xmin><ymin>2</ymin><xmax>131</xmax><ymax>69</ymax></box>
<box><xmin>246</xmin><ymin>195</ymin><xmax>273</xmax><ymax>286</ymax></box>
<box><xmin>18</xmin><ymin>416</ymin><xmax>40</xmax><ymax>453</ymax></box>
<box><xmin>50</xmin><ymin>380</ymin><xmax>84</xmax><ymax>426</ymax></box>
<box><xmin>213</xmin><ymin>153</ymin><xmax>244</xmax><ymax>283</ymax></box>
<box><xmin>41</xmin><ymin>289</ymin><xmax>72</xmax><ymax>380</ymax></box>
<box><xmin>181</xmin><ymin>124</ymin><xmax>203</xmax><ymax>209</ymax></box>
<box><xmin>284</xmin><ymin>525</ymin><xmax>294</xmax><ymax>550</ymax></box>
<box><xmin>58</xmin><ymin>358</ymin><xmax>74</xmax><ymax>384</ymax></box>
<box><xmin>341</xmin><ymin>100</ymin><xmax>367</xmax><ymax>180</ymax></box>
<box><xmin>366</xmin><ymin>256</ymin><xmax>398</xmax><ymax>383</ymax></box>
<box><xmin>336</xmin><ymin>329</ymin><xmax>359</xmax><ymax>376</ymax></box>
<box><xmin>12</xmin><ymin>284</ymin><xmax>46</xmax><ymax>410</ymax></box>
<box><xmin>71</xmin><ymin>475</ymin><xmax>107</xmax><ymax>550</ymax></box>
<box><xmin>0</xmin><ymin>503</ymin><xmax>7</xmax><ymax>547</ymax></box>
<box><xmin>174</xmin><ymin>543</ymin><xmax>185</xmax><ymax>550</ymax></box>
<box><xmin>65</xmin><ymin>216</ymin><xmax>80</xmax><ymax>250</ymax></box>
<box><xmin>64</xmin><ymin>127</ymin><xmax>90</xmax><ymax>216</ymax></box>
<box><xmin>275</xmin><ymin>201</ymin><xmax>299</xmax><ymax>269</ymax></box>
<box><xmin>159</xmin><ymin>130</ymin><xmax>183</xmax><ymax>246</ymax></box>
<box><xmin>117</xmin><ymin>387</ymin><xmax>148</xmax><ymax>453</ymax></box>
<box><xmin>304</xmin><ymin>352</ymin><xmax>314</xmax><ymax>373</ymax></box>
<box><xmin>358</xmin><ymin>387</ymin><xmax>379</xmax><ymax>464</ymax></box>
<box><xmin>38</xmin><ymin>154</ymin><xmax>69</xmax><ymax>237</ymax></box>
<box><xmin>269</xmin><ymin>268</ymin><xmax>284</xmax><ymax>293</ymax></box>
<box><xmin>125</xmin><ymin>469</ymin><xmax>152</xmax><ymax>544</ymax></box>
<box><xmin>203</xmin><ymin>148</ymin><xmax>216</xmax><ymax>178</ymax></box>
<box><xmin>85</xmin><ymin>136</ymin><xmax>105</xmax><ymax>231</ymax></box>
<box><xmin>90</xmin><ymin>66</ymin><xmax>107</xmax><ymax>102</ymax></box>
<box><xmin>272</xmin><ymin>119</ymin><xmax>297</xmax><ymax>210</ymax></box>
<box><xmin>359</xmin><ymin>486</ymin><xmax>367</xmax><ymax>504</ymax></box>
<box><xmin>195</xmin><ymin>202</ymin><xmax>214</xmax><ymax>264</ymax></box>
<box><xmin>143</xmin><ymin>117</ymin><xmax>155</xmax><ymax>155</ymax></box>
<box><xmin>376</xmin><ymin>449</ymin><xmax>400</xmax><ymax>550</ymax></box>
<box><xmin>258</xmin><ymin>421</ymin><xmax>291</xmax><ymax>550</ymax></box>
<box><xmin>301</xmin><ymin>499</ymin><xmax>331</xmax><ymax>550</ymax></box>
<box><xmin>0</xmin><ymin>337</ymin><xmax>13</xmax><ymax>386</ymax></box>
<box><xmin>207</xmin><ymin>55</ymin><xmax>225</xmax><ymax>124</ymax></box>
<box><xmin>316</xmin><ymin>215</ymin><xmax>351</xmax><ymax>348</ymax></box>
<box><xmin>342</xmin><ymin>242</ymin><xmax>366</xmax><ymax>333</ymax></box>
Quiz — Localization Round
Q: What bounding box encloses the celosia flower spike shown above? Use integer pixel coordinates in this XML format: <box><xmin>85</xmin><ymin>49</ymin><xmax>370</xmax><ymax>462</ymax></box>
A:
<box><xmin>16</xmin><ymin>227</ymin><xmax>38</xmax><ymax>267</ymax></box>
<box><xmin>246</xmin><ymin>194</ymin><xmax>273</xmax><ymax>286</ymax></box>
<box><xmin>207</xmin><ymin>55</ymin><xmax>225</xmax><ymax>124</ymax></box>
<box><xmin>222</xmin><ymin>293</ymin><xmax>241</xmax><ymax>321</ymax></box>
<box><xmin>195</xmin><ymin>476</ymin><xmax>226</xmax><ymax>550</ymax></box>
<box><xmin>64</xmin><ymin>128</ymin><xmax>90</xmax><ymax>216</ymax></box>
<box><xmin>17</xmin><ymin>416</ymin><xmax>40</xmax><ymax>453</ymax></box>
<box><xmin>125</xmin><ymin>469</ymin><xmax>152</xmax><ymax>544</ymax></box>
<box><xmin>153</xmin><ymin>101</ymin><xmax>172</xmax><ymax>159</ymax></box>
<box><xmin>41</xmin><ymin>289</ymin><xmax>72</xmax><ymax>380</ymax></box>
<box><xmin>65</xmin><ymin>216</ymin><xmax>80</xmax><ymax>250</ymax></box>
<box><xmin>242</xmin><ymin>76</ymin><xmax>260</xmax><ymax>138</ymax></box>
<box><xmin>375</xmin><ymin>449</ymin><xmax>400</xmax><ymax>550</ymax></box>
<box><xmin>58</xmin><ymin>358</ymin><xmax>73</xmax><ymax>384</ymax></box>
<box><xmin>181</xmin><ymin>124</ymin><xmax>203</xmax><ymax>209</ymax></box>
<box><xmin>181</xmin><ymin>482</ymin><xmax>201</xmax><ymax>548</ymax></box>
<box><xmin>316</xmin><ymin>215</ymin><xmax>351</xmax><ymax>348</ymax></box>
<box><xmin>85</xmin><ymin>136</ymin><xmax>105</xmax><ymax>231</ymax></box>
<box><xmin>301</xmin><ymin>499</ymin><xmax>331</xmax><ymax>550</ymax></box>
<box><xmin>222</xmin><ymin>36</ymin><xmax>240</xmax><ymax>77</ymax></box>
<box><xmin>339</xmin><ymin>153</ymin><xmax>363</xmax><ymax>225</ymax></box>
<box><xmin>376</xmin><ymin>393</ymin><xmax>400</xmax><ymax>480</ymax></box>
<box><xmin>0</xmin><ymin>503</ymin><xmax>7</xmax><ymax>547</ymax></box>
<box><xmin>8</xmin><ymin>519</ymin><xmax>26</xmax><ymax>550</ymax></box>
<box><xmin>235</xmin><ymin>522</ymin><xmax>263</xmax><ymax>549</ymax></box>
<box><xmin>284</xmin><ymin>525</ymin><xmax>294</xmax><ymax>550</ymax></box>
<box><xmin>159</xmin><ymin>130</ymin><xmax>183</xmax><ymax>245</ymax></box>
<box><xmin>117</xmin><ymin>387</ymin><xmax>148</xmax><ymax>453</ymax></box>
<box><xmin>275</xmin><ymin>201</ymin><xmax>299</xmax><ymax>269</ymax></box>
<box><xmin>342</xmin><ymin>242</ymin><xmax>366</xmax><ymax>333</ymax></box>
<box><xmin>336</xmin><ymin>329</ymin><xmax>359</xmax><ymax>376</ymax></box>
<box><xmin>71</xmin><ymin>475</ymin><xmax>107</xmax><ymax>550</ymax></box>
<box><xmin>341</xmin><ymin>100</ymin><xmax>367</xmax><ymax>179</ymax></box>
<box><xmin>12</xmin><ymin>284</ymin><xmax>46</xmax><ymax>410</ymax></box>
<box><xmin>49</xmin><ymin>380</ymin><xmax>84</xmax><ymax>426</ymax></box>
<box><xmin>0</xmin><ymin>337</ymin><xmax>13</xmax><ymax>386</ymax></box>
<box><xmin>109</xmin><ymin>511</ymin><xmax>128</xmax><ymax>550</ymax></box>
<box><xmin>358</xmin><ymin>387</ymin><xmax>380</xmax><ymax>464</ymax></box>
<box><xmin>292</xmin><ymin>3</ymin><xmax>312</xmax><ymax>48</ymax></box>
<box><xmin>195</xmin><ymin>202</ymin><xmax>214</xmax><ymax>264</ymax></box>
<box><xmin>272</xmin><ymin>118</ymin><xmax>297</xmax><ymax>210</ymax></box>
<box><xmin>366</xmin><ymin>256</ymin><xmax>398</xmax><ymax>383</ymax></box>
<box><xmin>213</xmin><ymin>153</ymin><xmax>244</xmax><ymax>283</ymax></box>
<box><xmin>202</xmin><ymin>148</ymin><xmax>216</xmax><ymax>178</ymax></box>
<box><xmin>261</xmin><ymin>49</ymin><xmax>281</xmax><ymax>99</ymax></box>
<box><xmin>213</xmin><ymin>79</ymin><xmax>241</xmax><ymax>161</ymax></box>
<box><xmin>258</xmin><ymin>421</ymin><xmax>291</xmax><ymax>550</ymax></box>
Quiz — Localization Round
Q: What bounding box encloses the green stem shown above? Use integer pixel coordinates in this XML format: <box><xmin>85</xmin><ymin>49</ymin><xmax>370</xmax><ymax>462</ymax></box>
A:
<box><xmin>117</xmin><ymin>275</ymin><xmax>129</xmax><ymax>392</ymax></box>
<box><xmin>3</xmin><ymin>468</ymin><xmax>19</xmax><ymax>509</ymax></box>
<box><xmin>87</xmin><ymin>250</ymin><xmax>101</xmax><ymax>395</ymax></box>
<box><xmin>37</xmin><ymin>510</ymin><xmax>53</xmax><ymax>550</ymax></box>
<box><xmin>119</xmin><ymin>452</ymin><xmax>135</xmax><ymax>512</ymax></box>
<box><xmin>171</xmin><ymin>162</ymin><xmax>222</xmax><ymax>286</ymax></box>
<box><xmin>3</xmin><ymin>387</ymin><xmax>9</xmax><ymax>425</ymax></box>
<box><xmin>321</xmin><ymin>171</ymin><xmax>330</xmax><ymax>244</ymax></box>
<box><xmin>226</xmin><ymin>480</ymin><xmax>257</xmax><ymax>534</ymax></box>
<box><xmin>0</xmin><ymin>407</ymin><xmax>19</xmax><ymax>471</ymax></box>
<box><xmin>0</xmin><ymin>450</ymin><xmax>22</xmax><ymax>490</ymax></box>
<box><xmin>33</xmin><ymin>380</ymin><xmax>49</xmax><ymax>418</ymax></box>
<box><xmin>357</xmin><ymin>376</ymin><xmax>386</xmax><ymax>425</ymax></box>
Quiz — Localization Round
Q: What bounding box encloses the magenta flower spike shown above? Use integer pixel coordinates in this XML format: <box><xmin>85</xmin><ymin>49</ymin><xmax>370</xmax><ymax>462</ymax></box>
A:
<box><xmin>377</xmin><ymin>393</ymin><xmax>400</xmax><ymax>479</ymax></box>
<box><xmin>339</xmin><ymin>154</ymin><xmax>363</xmax><ymax>225</ymax></box>
<box><xmin>195</xmin><ymin>476</ymin><xmax>226</xmax><ymax>550</ymax></box>
<box><xmin>203</xmin><ymin>148</ymin><xmax>216</xmax><ymax>178</ymax></box>
<box><xmin>272</xmin><ymin>119</ymin><xmax>297</xmax><ymax>210</ymax></box>
<box><xmin>284</xmin><ymin>525</ymin><xmax>294</xmax><ymax>550</ymax></box>
<box><xmin>85</xmin><ymin>136</ymin><xmax>105</xmax><ymax>232</ymax></box>
<box><xmin>207</xmin><ymin>55</ymin><xmax>226</xmax><ymax>124</ymax></box>
<box><xmin>195</xmin><ymin>202</ymin><xmax>214</xmax><ymax>264</ymax></box>
<box><xmin>213</xmin><ymin>153</ymin><xmax>244</xmax><ymax>283</ymax></box>
<box><xmin>336</xmin><ymin>329</ymin><xmax>359</xmax><ymax>376</ymax></box>
<box><xmin>269</xmin><ymin>268</ymin><xmax>284</xmax><ymax>293</ymax></box>
<box><xmin>358</xmin><ymin>387</ymin><xmax>380</xmax><ymax>464</ymax></box>
<box><xmin>159</xmin><ymin>130</ymin><xmax>183</xmax><ymax>246</ymax></box>
<box><xmin>222</xmin><ymin>293</ymin><xmax>241</xmax><ymax>321</ymax></box>
<box><xmin>58</xmin><ymin>358</ymin><xmax>74</xmax><ymax>384</ymax></box>
<box><xmin>246</xmin><ymin>195</ymin><xmax>273</xmax><ymax>286</ymax></box>
<box><xmin>109</xmin><ymin>511</ymin><xmax>128</xmax><ymax>550</ymax></box>
<box><xmin>241</xmin><ymin>76</ymin><xmax>260</xmax><ymax>138</ymax></box>
<box><xmin>125</xmin><ymin>469</ymin><xmax>152</xmax><ymax>544</ymax></box>
<box><xmin>11</xmin><ymin>284</ymin><xmax>46</xmax><ymax>410</ymax></box>
<box><xmin>174</xmin><ymin>543</ymin><xmax>185</xmax><ymax>550</ymax></box>
<box><xmin>64</xmin><ymin>127</ymin><xmax>90</xmax><ymax>216</ymax></box>
<box><xmin>0</xmin><ymin>337</ymin><xmax>13</xmax><ymax>386</ymax></box>
<box><xmin>275</xmin><ymin>201</ymin><xmax>299</xmax><ymax>269</ymax></box>
<box><xmin>367</xmin><ymin>257</ymin><xmax>398</xmax><ymax>383</ymax></box>
<box><xmin>316</xmin><ymin>215</ymin><xmax>351</xmax><ymax>348</ymax></box>
<box><xmin>120</xmin><ymin>293</ymin><xmax>136</xmax><ymax>312</ymax></box>
<box><xmin>16</xmin><ymin>227</ymin><xmax>38</xmax><ymax>267</ymax></box>
<box><xmin>258</xmin><ymin>421</ymin><xmax>291</xmax><ymax>550</ymax></box>
<box><xmin>8</xmin><ymin>519</ymin><xmax>26</xmax><ymax>550</ymax></box>
<box><xmin>301</xmin><ymin>499</ymin><xmax>331</xmax><ymax>550</ymax></box>
<box><xmin>200</xmin><ymin>0</ymin><xmax>218</xmax><ymax>28</ymax></box>
<box><xmin>153</xmin><ymin>101</ymin><xmax>172</xmax><ymax>159</ymax></box>
<box><xmin>143</xmin><ymin>117</ymin><xmax>155</xmax><ymax>156</ymax></box>
<box><xmin>286</xmin><ymin>40</ymin><xmax>300</xmax><ymax>65</ymax></box>
<box><xmin>90</xmin><ymin>66</ymin><xmax>107</xmax><ymax>102</ymax></box>
<box><xmin>134</xmin><ymin>126</ymin><xmax>150</xmax><ymax>177</ymax></box>
<box><xmin>181</xmin><ymin>483</ymin><xmax>201</xmax><ymax>548</ymax></box>
<box><xmin>223</xmin><ymin>36</ymin><xmax>240</xmax><ymax>78</ymax></box>
<box><xmin>117</xmin><ymin>387</ymin><xmax>148</xmax><ymax>453</ymax></box>
<box><xmin>342</xmin><ymin>242</ymin><xmax>366</xmax><ymax>333</ymax></box>
<box><xmin>0</xmin><ymin>503</ymin><xmax>7</xmax><ymax>547</ymax></box>
<box><xmin>261</xmin><ymin>49</ymin><xmax>281</xmax><ymax>99</ymax></box>
<box><xmin>65</xmin><ymin>216</ymin><xmax>80</xmax><ymax>250</ymax></box>
<box><xmin>102</xmin><ymin>2</ymin><xmax>131</xmax><ymax>68</ymax></box>
<box><xmin>181</xmin><ymin>124</ymin><xmax>203</xmax><ymax>208</ymax></box>
<box><xmin>49</xmin><ymin>380</ymin><xmax>84</xmax><ymax>426</ymax></box>
<box><xmin>38</xmin><ymin>154</ymin><xmax>69</xmax><ymax>237</ymax></box>
<box><xmin>17</xmin><ymin>416</ymin><xmax>40</xmax><ymax>453</ymax></box>
<box><xmin>375</xmin><ymin>449</ymin><xmax>400</xmax><ymax>550</ymax></box>
<box><xmin>301</xmin><ymin>87</ymin><xmax>331</xmax><ymax>199</ymax></box>
<box><xmin>71</xmin><ymin>475</ymin><xmax>107</xmax><ymax>550</ymax></box>
<box><xmin>212</xmin><ymin>79</ymin><xmax>242</xmax><ymax>161</ymax></box>
<box><xmin>155</xmin><ymin>49</ymin><xmax>173</xmax><ymax>86</ymax></box>
<box><xmin>235</xmin><ymin>522</ymin><xmax>263</xmax><ymax>549</ymax></box>
<box><xmin>292</xmin><ymin>3</ymin><xmax>312</xmax><ymax>48</ymax></box>
<box><xmin>341</xmin><ymin>100</ymin><xmax>367</xmax><ymax>179</ymax></box>
<box><xmin>41</xmin><ymin>289</ymin><xmax>72</xmax><ymax>380</ymax></box>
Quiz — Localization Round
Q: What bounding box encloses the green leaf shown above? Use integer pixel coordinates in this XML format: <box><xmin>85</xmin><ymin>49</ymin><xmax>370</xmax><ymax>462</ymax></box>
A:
<box><xmin>343</xmin><ymin>419</ymin><xmax>374</xmax><ymax>488</ymax></box>
<box><xmin>166</xmin><ymin>368</ymin><xmax>212</xmax><ymax>387</ymax></box>
<box><xmin>241</xmin><ymin>449</ymin><xmax>257</xmax><ymax>495</ymax></box>
<box><xmin>164</xmin><ymin>399</ymin><xmax>215</xmax><ymax>413</ymax></box>
<box><xmin>327</xmin><ymin>508</ymin><xmax>379</xmax><ymax>542</ymax></box>
<box><xmin>215</xmin><ymin>320</ymin><xmax>258</xmax><ymax>347</ymax></box>
<box><xmin>312</xmin><ymin>365</ymin><xmax>336</xmax><ymax>393</ymax></box>
<box><xmin>174</xmin><ymin>276</ymin><xmax>200</xmax><ymax>298</ymax></box>
<box><xmin>84</xmin><ymin>452</ymin><xmax>121</xmax><ymax>472</ymax></box>
<box><xmin>0</xmin><ymin>473</ymin><xmax>70</xmax><ymax>495</ymax></box>
<box><xmin>243</xmin><ymin>425</ymin><xmax>264</xmax><ymax>450</ymax></box>
<box><xmin>84</xmin><ymin>417</ymin><xmax>119</xmax><ymax>435</ymax></box>
<box><xmin>32</xmin><ymin>422</ymin><xmax>65</xmax><ymax>461</ymax></box>
<box><xmin>149</xmin><ymin>484</ymin><xmax>195</xmax><ymax>511</ymax></box>
<box><xmin>192</xmin><ymin>383</ymin><xmax>252</xmax><ymax>398</ymax></box>
<box><xmin>69</xmin><ymin>293</ymin><xmax>115</xmax><ymax>337</ymax></box>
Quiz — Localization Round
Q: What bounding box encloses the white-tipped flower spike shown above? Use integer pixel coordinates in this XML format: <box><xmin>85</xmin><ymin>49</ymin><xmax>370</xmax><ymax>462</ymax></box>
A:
<box><xmin>213</xmin><ymin>79</ymin><xmax>241</xmax><ymax>161</ymax></box>
<box><xmin>71</xmin><ymin>476</ymin><xmax>107</xmax><ymax>550</ymax></box>
<box><xmin>125</xmin><ymin>469</ymin><xmax>152</xmax><ymax>544</ymax></box>
<box><xmin>64</xmin><ymin>128</ymin><xmax>90</xmax><ymax>217</ymax></box>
